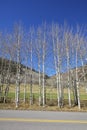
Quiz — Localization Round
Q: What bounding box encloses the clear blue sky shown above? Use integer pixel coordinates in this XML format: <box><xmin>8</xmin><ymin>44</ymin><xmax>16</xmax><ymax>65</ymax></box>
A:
<box><xmin>0</xmin><ymin>0</ymin><xmax>87</xmax><ymax>75</ymax></box>
<box><xmin>0</xmin><ymin>0</ymin><xmax>87</xmax><ymax>30</ymax></box>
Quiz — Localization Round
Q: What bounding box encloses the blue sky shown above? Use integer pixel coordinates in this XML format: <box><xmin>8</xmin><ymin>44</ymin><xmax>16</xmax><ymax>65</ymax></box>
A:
<box><xmin>0</xmin><ymin>0</ymin><xmax>87</xmax><ymax>30</ymax></box>
<box><xmin>0</xmin><ymin>0</ymin><xmax>87</xmax><ymax>76</ymax></box>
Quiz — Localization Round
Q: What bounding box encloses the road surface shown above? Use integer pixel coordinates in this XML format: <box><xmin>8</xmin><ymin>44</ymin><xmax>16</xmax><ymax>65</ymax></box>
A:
<box><xmin>0</xmin><ymin>110</ymin><xmax>87</xmax><ymax>130</ymax></box>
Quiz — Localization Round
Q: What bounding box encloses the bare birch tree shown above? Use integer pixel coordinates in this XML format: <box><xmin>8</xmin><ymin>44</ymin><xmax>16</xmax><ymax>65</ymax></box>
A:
<box><xmin>42</xmin><ymin>28</ymin><xmax>46</xmax><ymax>107</ymax></box>
<box><xmin>14</xmin><ymin>24</ymin><xmax>22</xmax><ymax>108</ymax></box>
<box><xmin>41</xmin><ymin>24</ymin><xmax>48</xmax><ymax>107</ymax></box>
<box><xmin>52</xmin><ymin>24</ymin><xmax>60</xmax><ymax>107</ymax></box>
<box><xmin>29</xmin><ymin>28</ymin><xmax>34</xmax><ymax>105</ymax></box>
<box><xmin>52</xmin><ymin>24</ymin><xmax>64</xmax><ymax>107</ymax></box>
<box><xmin>74</xmin><ymin>28</ymin><xmax>81</xmax><ymax>109</ymax></box>
<box><xmin>64</xmin><ymin>30</ymin><xmax>71</xmax><ymax>107</ymax></box>
<box><xmin>35</xmin><ymin>27</ymin><xmax>42</xmax><ymax>106</ymax></box>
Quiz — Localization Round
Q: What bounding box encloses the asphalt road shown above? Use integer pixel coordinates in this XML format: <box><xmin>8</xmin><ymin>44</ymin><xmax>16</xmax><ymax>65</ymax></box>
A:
<box><xmin>0</xmin><ymin>110</ymin><xmax>87</xmax><ymax>130</ymax></box>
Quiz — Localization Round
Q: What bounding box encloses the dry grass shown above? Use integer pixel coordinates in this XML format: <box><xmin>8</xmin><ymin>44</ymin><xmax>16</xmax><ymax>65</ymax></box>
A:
<box><xmin>0</xmin><ymin>102</ymin><xmax>87</xmax><ymax>112</ymax></box>
<box><xmin>0</xmin><ymin>84</ymin><xmax>87</xmax><ymax>111</ymax></box>
<box><xmin>0</xmin><ymin>97</ymin><xmax>87</xmax><ymax>112</ymax></box>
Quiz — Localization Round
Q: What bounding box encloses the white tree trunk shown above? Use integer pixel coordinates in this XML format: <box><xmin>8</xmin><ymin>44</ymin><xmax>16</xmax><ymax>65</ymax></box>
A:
<box><xmin>66</xmin><ymin>48</ymin><xmax>71</xmax><ymax>107</ymax></box>
<box><xmin>52</xmin><ymin>25</ymin><xmax>60</xmax><ymax>107</ymax></box>
<box><xmin>15</xmin><ymin>32</ymin><xmax>20</xmax><ymax>108</ymax></box>
<box><xmin>38</xmin><ymin>58</ymin><xmax>42</xmax><ymax>106</ymax></box>
<box><xmin>30</xmin><ymin>35</ymin><xmax>33</xmax><ymax>105</ymax></box>
<box><xmin>24</xmin><ymin>59</ymin><xmax>27</xmax><ymax>103</ymax></box>
<box><xmin>57</xmin><ymin>37</ymin><xmax>63</xmax><ymax>108</ymax></box>
<box><xmin>42</xmin><ymin>57</ymin><xmax>45</xmax><ymax>107</ymax></box>
<box><xmin>76</xmin><ymin>48</ymin><xmax>80</xmax><ymax>109</ymax></box>
<box><xmin>42</xmin><ymin>32</ymin><xmax>46</xmax><ymax>107</ymax></box>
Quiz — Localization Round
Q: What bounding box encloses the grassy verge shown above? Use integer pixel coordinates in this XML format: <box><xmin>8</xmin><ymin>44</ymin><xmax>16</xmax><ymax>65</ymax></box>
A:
<box><xmin>0</xmin><ymin>102</ymin><xmax>87</xmax><ymax>112</ymax></box>
<box><xmin>0</xmin><ymin>85</ymin><xmax>87</xmax><ymax>111</ymax></box>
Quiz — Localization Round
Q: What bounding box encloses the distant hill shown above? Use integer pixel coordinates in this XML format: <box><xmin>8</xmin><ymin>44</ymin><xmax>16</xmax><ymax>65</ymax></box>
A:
<box><xmin>0</xmin><ymin>57</ymin><xmax>49</xmax><ymax>84</ymax></box>
<box><xmin>0</xmin><ymin>57</ymin><xmax>87</xmax><ymax>87</ymax></box>
<box><xmin>46</xmin><ymin>65</ymin><xmax>87</xmax><ymax>87</ymax></box>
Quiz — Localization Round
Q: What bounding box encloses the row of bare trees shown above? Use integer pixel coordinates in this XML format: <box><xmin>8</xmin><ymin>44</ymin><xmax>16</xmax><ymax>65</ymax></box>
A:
<box><xmin>0</xmin><ymin>23</ymin><xmax>87</xmax><ymax>109</ymax></box>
